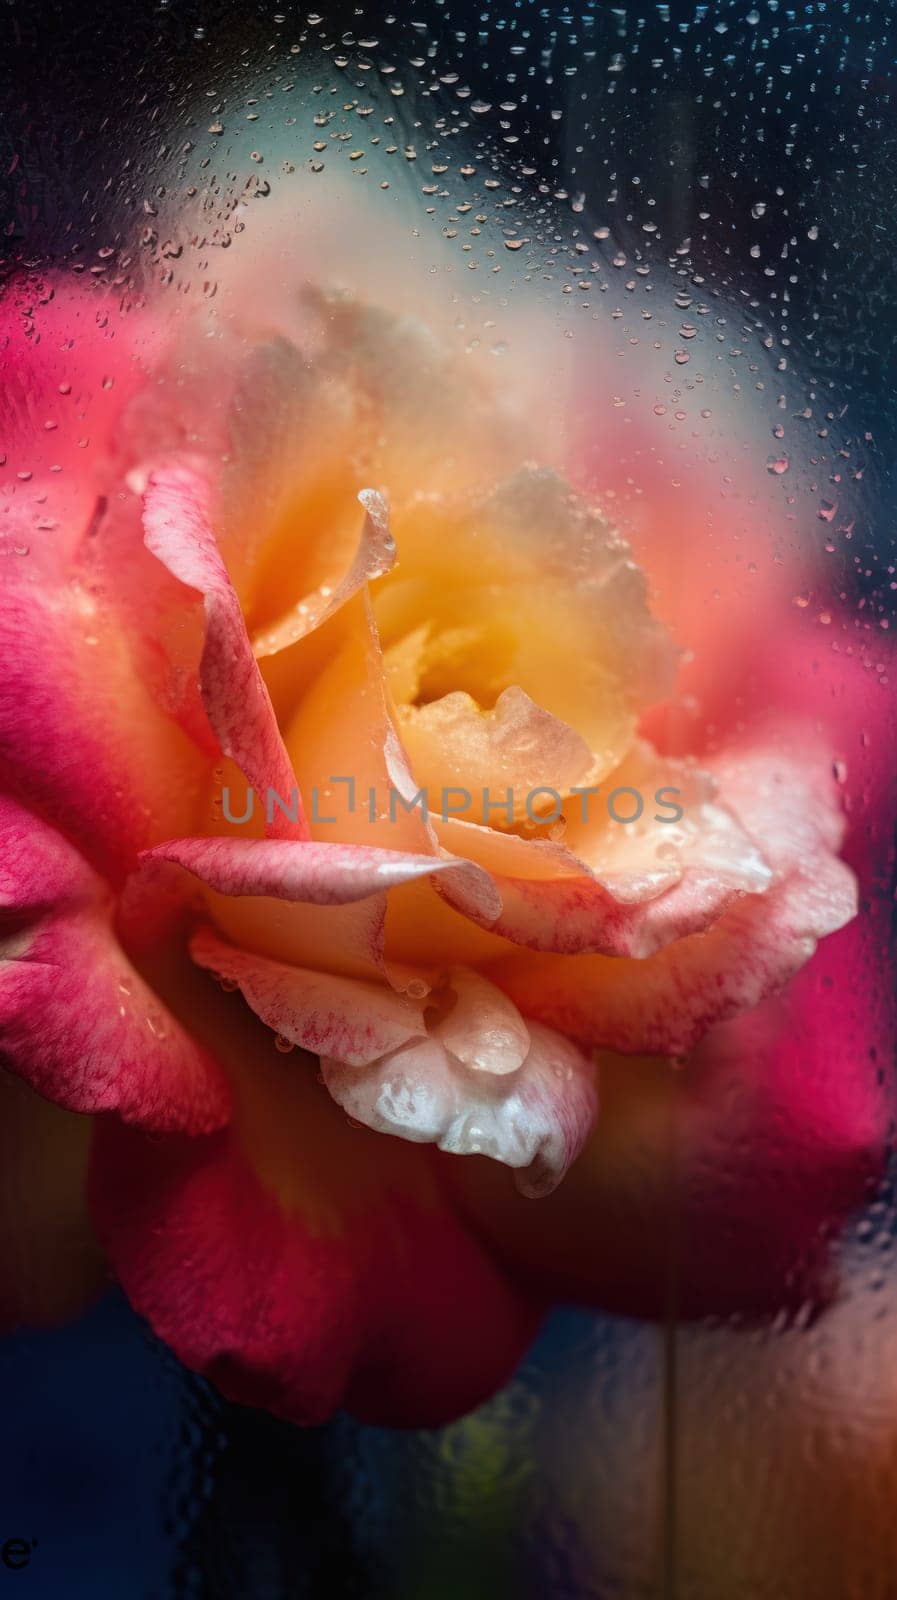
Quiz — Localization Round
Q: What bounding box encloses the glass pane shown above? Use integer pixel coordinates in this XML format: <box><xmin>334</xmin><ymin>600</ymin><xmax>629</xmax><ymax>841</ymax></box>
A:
<box><xmin>2</xmin><ymin>1</ymin><xmax>894</xmax><ymax>1595</ymax></box>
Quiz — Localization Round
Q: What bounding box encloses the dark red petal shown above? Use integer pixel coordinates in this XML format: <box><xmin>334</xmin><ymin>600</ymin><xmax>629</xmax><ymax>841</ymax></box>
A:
<box><xmin>447</xmin><ymin>911</ymin><xmax>894</xmax><ymax>1320</ymax></box>
<box><xmin>89</xmin><ymin>999</ymin><xmax>540</xmax><ymax>1427</ymax></box>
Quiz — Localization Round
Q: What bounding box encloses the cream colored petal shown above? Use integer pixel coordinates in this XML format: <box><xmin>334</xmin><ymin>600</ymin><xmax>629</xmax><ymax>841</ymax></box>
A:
<box><xmin>436</xmin><ymin>967</ymin><xmax>531</xmax><ymax>1077</ymax></box>
<box><xmin>302</xmin><ymin>288</ymin><xmax>522</xmax><ymax>498</ymax></box>
<box><xmin>321</xmin><ymin>998</ymin><xmax>596</xmax><ymax>1197</ymax></box>
<box><xmin>252</xmin><ymin>489</ymin><xmax>395</xmax><ymax>660</ymax></box>
<box><xmin>425</xmin><ymin>739</ymin><xmax>773</xmax><ymax>959</ymax></box>
<box><xmin>395</xmin><ymin>686</ymin><xmax>594</xmax><ymax>816</ymax></box>
<box><xmin>373</xmin><ymin>468</ymin><xmax>677</xmax><ymax>786</ymax></box>
<box><xmin>489</xmin><ymin>741</ymin><xmax>857</xmax><ymax>1054</ymax></box>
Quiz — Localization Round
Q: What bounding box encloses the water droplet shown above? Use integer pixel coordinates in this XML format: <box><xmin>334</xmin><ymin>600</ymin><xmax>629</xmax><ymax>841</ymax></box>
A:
<box><xmin>146</xmin><ymin>1009</ymin><xmax>169</xmax><ymax>1039</ymax></box>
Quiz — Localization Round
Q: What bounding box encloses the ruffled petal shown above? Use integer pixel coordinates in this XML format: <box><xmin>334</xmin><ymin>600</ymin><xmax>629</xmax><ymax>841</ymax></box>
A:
<box><xmin>225</xmin><ymin>593</ymin><xmax>502</xmax><ymax>975</ymax></box>
<box><xmin>447</xmin><ymin>908</ymin><xmax>893</xmax><ymax>1320</ymax></box>
<box><xmin>143</xmin><ymin>833</ymin><xmax>494</xmax><ymax>910</ymax></box>
<box><xmin>0</xmin><ymin>800</ymin><xmax>230</xmax><ymax>1131</ymax></box>
<box><xmin>437</xmin><ymin>966</ymin><xmax>531</xmax><ymax>1076</ymax></box>
<box><xmin>394</xmin><ymin>685</ymin><xmax>594</xmax><ymax>814</ymax></box>
<box><xmin>300</xmin><ymin>288</ymin><xmax>523</xmax><ymax>500</ymax></box>
<box><xmin>88</xmin><ymin>993</ymin><xmax>540</xmax><ymax>1426</ymax></box>
<box><xmin>476</xmin><ymin>467</ymin><xmax>676</xmax><ymax>710</ymax></box>
<box><xmin>433</xmin><ymin>740</ymin><xmax>772</xmax><ymax>958</ymax></box>
<box><xmin>373</xmin><ymin>467</ymin><xmax>677</xmax><ymax>786</ymax></box>
<box><xmin>321</xmin><ymin>970</ymin><xmax>597</xmax><ymax>1197</ymax></box>
<box><xmin>190</xmin><ymin>925</ymin><xmax>426</xmax><ymax>1065</ymax></box>
<box><xmin>489</xmin><ymin>744</ymin><xmax>857</xmax><ymax>1055</ymax></box>
<box><xmin>143</xmin><ymin>831</ymin><xmax>499</xmax><ymax>990</ymax></box>
<box><xmin>142</xmin><ymin>460</ymin><xmax>305</xmax><ymax>837</ymax></box>
<box><xmin>252</xmin><ymin>489</ymin><xmax>395</xmax><ymax>659</ymax></box>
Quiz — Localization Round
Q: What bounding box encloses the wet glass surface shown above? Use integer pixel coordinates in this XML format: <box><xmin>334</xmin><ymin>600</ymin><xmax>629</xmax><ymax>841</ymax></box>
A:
<box><xmin>2</xmin><ymin>1</ymin><xmax>896</xmax><ymax>1594</ymax></box>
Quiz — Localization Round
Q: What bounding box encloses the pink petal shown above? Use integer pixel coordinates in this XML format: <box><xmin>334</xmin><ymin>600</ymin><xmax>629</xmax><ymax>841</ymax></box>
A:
<box><xmin>0</xmin><ymin>576</ymin><xmax>209</xmax><ymax>881</ymax></box>
<box><xmin>484</xmin><ymin>869</ymin><xmax>756</xmax><ymax>958</ymax></box>
<box><xmin>490</xmin><ymin>744</ymin><xmax>857</xmax><ymax>1056</ymax></box>
<box><xmin>434</xmin><ymin>740</ymin><xmax>773</xmax><ymax>959</ymax></box>
<box><xmin>0</xmin><ymin>800</ymin><xmax>230</xmax><ymax>1131</ymax></box>
<box><xmin>190</xmin><ymin>925</ymin><xmax>426</xmax><ymax>1066</ymax></box>
<box><xmin>143</xmin><ymin>834</ymin><xmax>497</xmax><ymax>909</ymax></box>
<box><xmin>436</xmin><ymin>737</ymin><xmax>839</xmax><ymax>976</ymax></box>
<box><xmin>142</xmin><ymin>460</ymin><xmax>306</xmax><ymax>838</ymax></box>
<box><xmin>1</xmin><ymin>277</ymin><xmax>165</xmax><ymax>576</ymax></box>
<box><xmin>438</xmin><ymin>844</ymin><xmax>762</xmax><ymax>960</ymax></box>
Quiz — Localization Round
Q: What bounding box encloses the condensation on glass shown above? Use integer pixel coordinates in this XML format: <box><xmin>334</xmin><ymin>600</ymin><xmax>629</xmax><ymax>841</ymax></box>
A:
<box><xmin>2</xmin><ymin>2</ymin><xmax>895</xmax><ymax>1596</ymax></box>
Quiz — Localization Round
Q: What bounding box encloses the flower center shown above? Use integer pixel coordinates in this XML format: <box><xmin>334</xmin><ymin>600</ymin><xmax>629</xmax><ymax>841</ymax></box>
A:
<box><xmin>384</xmin><ymin>616</ymin><xmax>518</xmax><ymax>712</ymax></box>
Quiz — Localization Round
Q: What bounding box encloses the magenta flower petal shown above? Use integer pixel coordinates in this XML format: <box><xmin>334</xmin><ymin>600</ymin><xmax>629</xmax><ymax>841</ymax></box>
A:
<box><xmin>190</xmin><ymin>925</ymin><xmax>427</xmax><ymax>1066</ymax></box>
<box><xmin>143</xmin><ymin>833</ymin><xmax>496</xmax><ymax>908</ymax></box>
<box><xmin>142</xmin><ymin>460</ymin><xmax>306</xmax><ymax>837</ymax></box>
<box><xmin>0</xmin><ymin>799</ymin><xmax>230</xmax><ymax>1131</ymax></box>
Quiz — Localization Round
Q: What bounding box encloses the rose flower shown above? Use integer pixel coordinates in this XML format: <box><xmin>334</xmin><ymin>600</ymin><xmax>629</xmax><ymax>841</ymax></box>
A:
<box><xmin>0</xmin><ymin>272</ymin><xmax>877</xmax><ymax>1425</ymax></box>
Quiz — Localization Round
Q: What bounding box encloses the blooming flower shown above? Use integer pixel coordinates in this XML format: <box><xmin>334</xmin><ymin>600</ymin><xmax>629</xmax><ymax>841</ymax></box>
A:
<box><xmin>0</xmin><ymin>266</ymin><xmax>881</xmax><ymax>1425</ymax></box>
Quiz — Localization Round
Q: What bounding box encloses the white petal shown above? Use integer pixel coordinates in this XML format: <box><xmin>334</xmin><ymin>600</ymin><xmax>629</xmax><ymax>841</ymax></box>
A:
<box><xmin>321</xmin><ymin>1008</ymin><xmax>597</xmax><ymax>1197</ymax></box>
<box><xmin>436</xmin><ymin>967</ymin><xmax>530</xmax><ymax>1076</ymax></box>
